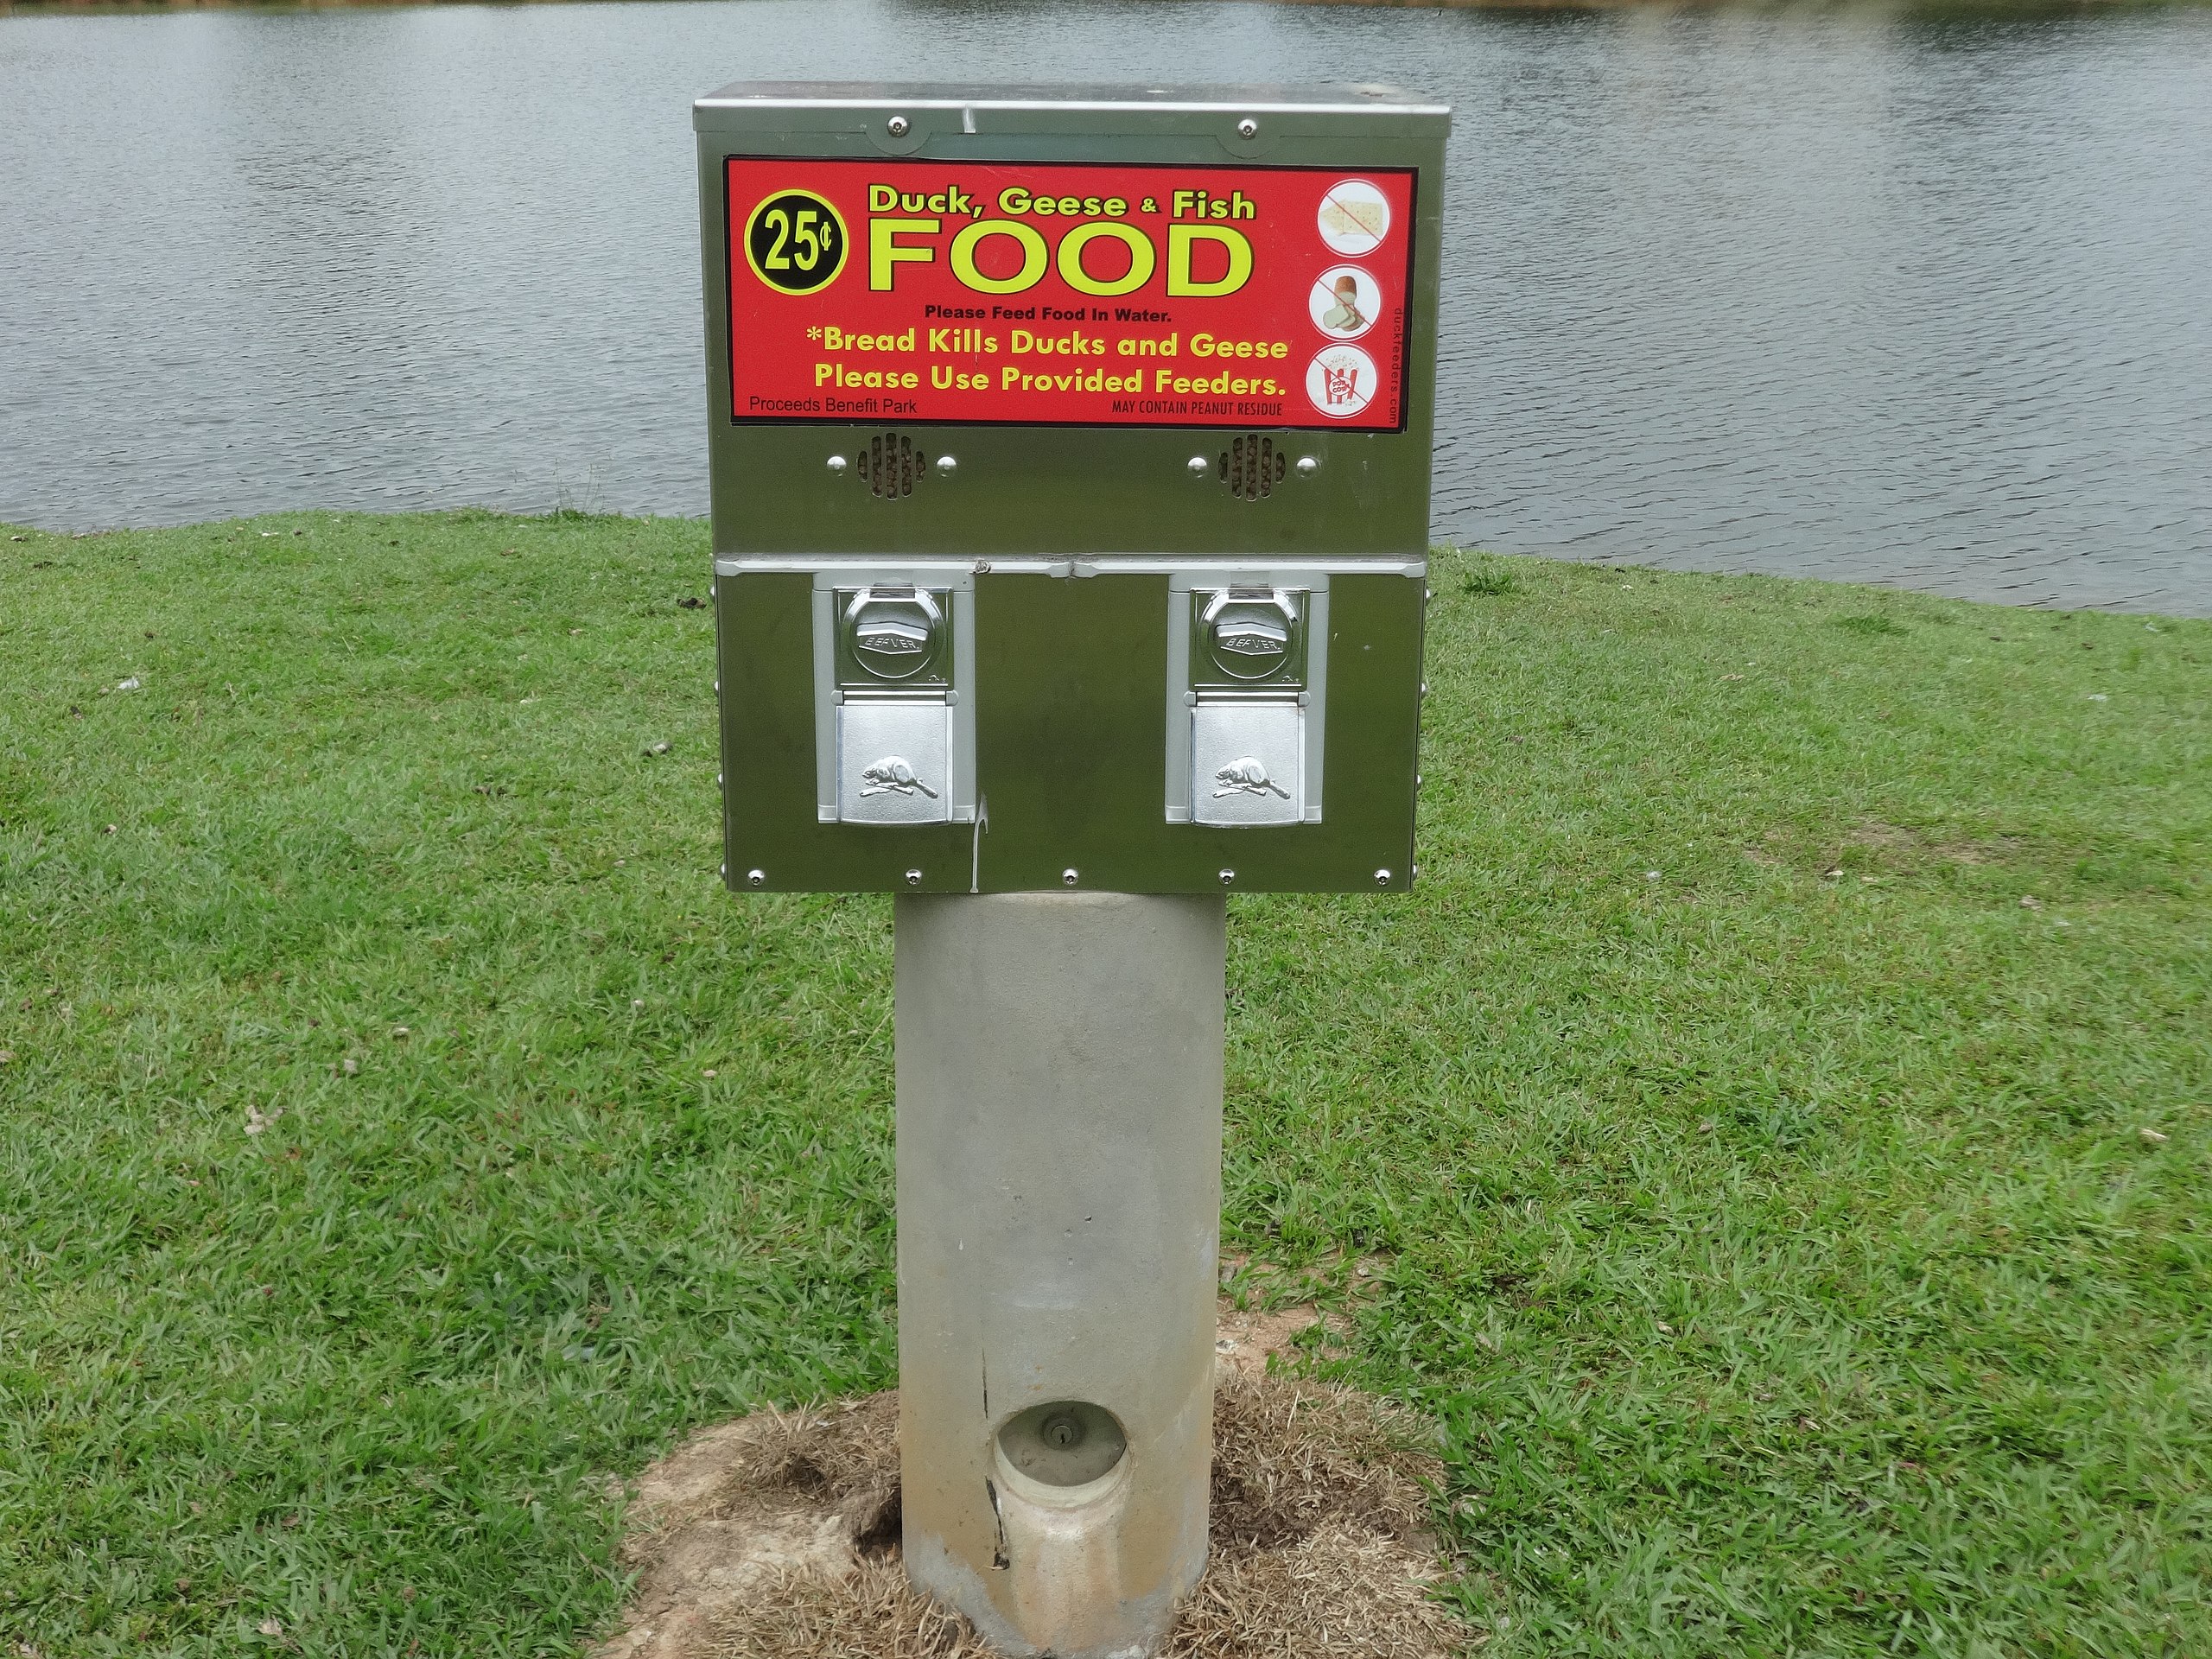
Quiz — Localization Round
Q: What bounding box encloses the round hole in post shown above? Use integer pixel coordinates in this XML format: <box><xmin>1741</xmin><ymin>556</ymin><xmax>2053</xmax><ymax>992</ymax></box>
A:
<box><xmin>996</xmin><ymin>1400</ymin><xmax>1128</xmax><ymax>1493</ymax></box>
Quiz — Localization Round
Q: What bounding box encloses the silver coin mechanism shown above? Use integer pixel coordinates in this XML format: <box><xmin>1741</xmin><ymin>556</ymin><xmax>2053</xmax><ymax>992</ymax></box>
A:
<box><xmin>820</xmin><ymin>583</ymin><xmax>973</xmax><ymax>827</ymax></box>
<box><xmin>1173</xmin><ymin>585</ymin><xmax>1320</xmax><ymax>829</ymax></box>
<box><xmin>996</xmin><ymin>1400</ymin><xmax>1128</xmax><ymax>1489</ymax></box>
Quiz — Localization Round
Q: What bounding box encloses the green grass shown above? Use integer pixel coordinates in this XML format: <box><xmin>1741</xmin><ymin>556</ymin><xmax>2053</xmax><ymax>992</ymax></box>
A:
<box><xmin>1</xmin><ymin>513</ymin><xmax>2206</xmax><ymax>1657</ymax></box>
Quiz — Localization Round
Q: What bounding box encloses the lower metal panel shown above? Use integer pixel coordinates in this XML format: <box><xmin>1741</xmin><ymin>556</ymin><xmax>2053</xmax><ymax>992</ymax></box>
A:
<box><xmin>716</xmin><ymin>567</ymin><xmax>1422</xmax><ymax>893</ymax></box>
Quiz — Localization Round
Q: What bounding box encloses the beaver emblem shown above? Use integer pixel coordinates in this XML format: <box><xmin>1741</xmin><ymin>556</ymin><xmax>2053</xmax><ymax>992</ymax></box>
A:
<box><xmin>860</xmin><ymin>756</ymin><xmax>938</xmax><ymax>798</ymax></box>
<box><xmin>1212</xmin><ymin>757</ymin><xmax>1289</xmax><ymax>799</ymax></box>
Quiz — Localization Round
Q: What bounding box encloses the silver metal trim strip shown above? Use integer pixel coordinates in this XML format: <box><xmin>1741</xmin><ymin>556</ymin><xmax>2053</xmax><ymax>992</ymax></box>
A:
<box><xmin>717</xmin><ymin>556</ymin><xmax>1425</xmax><ymax>579</ymax></box>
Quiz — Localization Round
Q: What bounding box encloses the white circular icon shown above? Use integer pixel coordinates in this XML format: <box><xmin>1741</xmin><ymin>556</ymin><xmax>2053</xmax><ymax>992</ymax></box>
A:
<box><xmin>1316</xmin><ymin>180</ymin><xmax>1391</xmax><ymax>256</ymax></box>
<box><xmin>1306</xmin><ymin>344</ymin><xmax>1377</xmax><ymax>418</ymax></box>
<box><xmin>1309</xmin><ymin>265</ymin><xmax>1382</xmax><ymax>340</ymax></box>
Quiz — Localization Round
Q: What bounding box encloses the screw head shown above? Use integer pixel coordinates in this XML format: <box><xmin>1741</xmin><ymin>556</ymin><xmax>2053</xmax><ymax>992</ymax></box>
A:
<box><xmin>1042</xmin><ymin>1413</ymin><xmax>1083</xmax><ymax>1449</ymax></box>
<box><xmin>1187</xmin><ymin>455</ymin><xmax>1210</xmax><ymax>477</ymax></box>
<box><xmin>1295</xmin><ymin>455</ymin><xmax>1318</xmax><ymax>476</ymax></box>
<box><xmin>1236</xmin><ymin>118</ymin><xmax>1258</xmax><ymax>138</ymax></box>
<box><xmin>886</xmin><ymin>115</ymin><xmax>910</xmax><ymax>137</ymax></box>
<box><xmin>747</xmin><ymin>868</ymin><xmax>766</xmax><ymax>888</ymax></box>
<box><xmin>1374</xmin><ymin>868</ymin><xmax>1393</xmax><ymax>887</ymax></box>
<box><xmin>1061</xmin><ymin>868</ymin><xmax>1079</xmax><ymax>887</ymax></box>
<box><xmin>1218</xmin><ymin>868</ymin><xmax>1236</xmax><ymax>886</ymax></box>
<box><xmin>905</xmin><ymin>868</ymin><xmax>923</xmax><ymax>887</ymax></box>
<box><xmin>936</xmin><ymin>454</ymin><xmax>957</xmax><ymax>474</ymax></box>
<box><xmin>826</xmin><ymin>454</ymin><xmax>847</xmax><ymax>474</ymax></box>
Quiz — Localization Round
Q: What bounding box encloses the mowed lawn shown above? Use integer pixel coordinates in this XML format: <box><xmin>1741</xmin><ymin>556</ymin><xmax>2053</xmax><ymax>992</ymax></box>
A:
<box><xmin>1</xmin><ymin>512</ymin><xmax>2206</xmax><ymax>1658</ymax></box>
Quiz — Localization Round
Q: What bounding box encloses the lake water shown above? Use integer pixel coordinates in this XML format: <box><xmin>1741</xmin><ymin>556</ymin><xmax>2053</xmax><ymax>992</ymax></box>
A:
<box><xmin>3</xmin><ymin>0</ymin><xmax>2209</xmax><ymax>612</ymax></box>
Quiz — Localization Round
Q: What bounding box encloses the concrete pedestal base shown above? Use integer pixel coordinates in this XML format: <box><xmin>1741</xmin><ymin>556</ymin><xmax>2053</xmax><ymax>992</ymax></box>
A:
<box><xmin>893</xmin><ymin>893</ymin><xmax>1227</xmax><ymax>1659</ymax></box>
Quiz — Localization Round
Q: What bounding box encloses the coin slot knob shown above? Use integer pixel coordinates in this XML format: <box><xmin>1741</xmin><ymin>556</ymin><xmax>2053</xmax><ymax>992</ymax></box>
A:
<box><xmin>842</xmin><ymin>588</ymin><xmax>944</xmax><ymax>683</ymax></box>
<box><xmin>1202</xmin><ymin>590</ymin><xmax>1299</xmax><ymax>682</ymax></box>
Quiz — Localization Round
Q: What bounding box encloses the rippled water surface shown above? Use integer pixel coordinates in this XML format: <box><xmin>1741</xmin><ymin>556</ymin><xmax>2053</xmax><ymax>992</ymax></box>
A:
<box><xmin>3</xmin><ymin>0</ymin><xmax>2209</xmax><ymax>609</ymax></box>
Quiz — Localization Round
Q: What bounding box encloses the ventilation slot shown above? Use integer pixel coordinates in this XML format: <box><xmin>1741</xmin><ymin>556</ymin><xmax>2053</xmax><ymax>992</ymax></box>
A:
<box><xmin>1216</xmin><ymin>434</ymin><xmax>1286</xmax><ymax>502</ymax></box>
<box><xmin>860</xmin><ymin>431</ymin><xmax>927</xmax><ymax>499</ymax></box>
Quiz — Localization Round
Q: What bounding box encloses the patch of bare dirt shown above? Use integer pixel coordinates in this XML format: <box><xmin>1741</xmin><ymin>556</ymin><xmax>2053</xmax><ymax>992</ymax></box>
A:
<box><xmin>594</xmin><ymin>1395</ymin><xmax>905</xmax><ymax>1659</ymax></box>
<box><xmin>593</xmin><ymin>1309</ymin><xmax>1465</xmax><ymax>1659</ymax></box>
<box><xmin>1212</xmin><ymin>1301</ymin><xmax>1333</xmax><ymax>1376</ymax></box>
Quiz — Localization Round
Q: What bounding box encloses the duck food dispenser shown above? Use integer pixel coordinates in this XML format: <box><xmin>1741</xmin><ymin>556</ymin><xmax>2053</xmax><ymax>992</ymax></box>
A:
<box><xmin>696</xmin><ymin>80</ymin><xmax>1446</xmax><ymax>1656</ymax></box>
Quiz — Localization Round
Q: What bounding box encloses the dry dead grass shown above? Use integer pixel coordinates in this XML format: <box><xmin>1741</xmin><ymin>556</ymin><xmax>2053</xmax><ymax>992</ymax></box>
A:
<box><xmin>596</xmin><ymin>1351</ymin><xmax>1466</xmax><ymax>1659</ymax></box>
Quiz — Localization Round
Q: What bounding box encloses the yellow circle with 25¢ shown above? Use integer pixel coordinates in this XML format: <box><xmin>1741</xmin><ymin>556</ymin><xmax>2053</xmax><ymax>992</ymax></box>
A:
<box><xmin>744</xmin><ymin>189</ymin><xmax>849</xmax><ymax>295</ymax></box>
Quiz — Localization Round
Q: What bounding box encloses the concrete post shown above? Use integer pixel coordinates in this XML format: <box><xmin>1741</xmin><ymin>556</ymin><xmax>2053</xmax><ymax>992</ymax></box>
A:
<box><xmin>894</xmin><ymin>892</ymin><xmax>1227</xmax><ymax>1659</ymax></box>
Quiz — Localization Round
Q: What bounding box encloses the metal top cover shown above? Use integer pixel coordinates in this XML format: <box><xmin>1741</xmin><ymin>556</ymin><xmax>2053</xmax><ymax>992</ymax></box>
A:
<box><xmin>695</xmin><ymin>80</ymin><xmax>1450</xmax><ymax>116</ymax></box>
<box><xmin>696</xmin><ymin>80</ymin><xmax>1449</xmax><ymax>560</ymax></box>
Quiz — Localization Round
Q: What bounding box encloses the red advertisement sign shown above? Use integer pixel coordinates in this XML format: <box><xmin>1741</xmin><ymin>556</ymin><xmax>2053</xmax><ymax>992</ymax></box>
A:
<box><xmin>724</xmin><ymin>158</ymin><xmax>1415</xmax><ymax>430</ymax></box>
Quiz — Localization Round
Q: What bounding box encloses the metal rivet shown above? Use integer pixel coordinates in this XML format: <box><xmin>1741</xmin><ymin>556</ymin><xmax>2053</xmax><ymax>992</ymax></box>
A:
<box><xmin>1061</xmin><ymin>868</ymin><xmax>1079</xmax><ymax>887</ymax></box>
<box><xmin>1218</xmin><ymin>868</ymin><xmax>1236</xmax><ymax>886</ymax></box>
<box><xmin>1296</xmin><ymin>455</ymin><xmax>1318</xmax><ymax>476</ymax></box>
<box><xmin>1187</xmin><ymin>456</ymin><xmax>1209</xmax><ymax>477</ymax></box>
<box><xmin>1420</xmin><ymin>681</ymin><xmax>1429</xmax><ymax>698</ymax></box>
<box><xmin>1236</xmin><ymin>118</ymin><xmax>1258</xmax><ymax>138</ymax></box>
<box><xmin>936</xmin><ymin>454</ymin><xmax>957</xmax><ymax>474</ymax></box>
<box><xmin>1416</xmin><ymin>773</ymin><xmax>1424</xmax><ymax>787</ymax></box>
<box><xmin>826</xmin><ymin>454</ymin><xmax>847</xmax><ymax>474</ymax></box>
<box><xmin>887</xmin><ymin>115</ymin><xmax>910</xmax><ymax>137</ymax></box>
<box><xmin>715</xmin><ymin>772</ymin><xmax>723</xmax><ymax>785</ymax></box>
<box><xmin>1374</xmin><ymin>868</ymin><xmax>1393</xmax><ymax>886</ymax></box>
<box><xmin>905</xmin><ymin>868</ymin><xmax>924</xmax><ymax>887</ymax></box>
<box><xmin>747</xmin><ymin>868</ymin><xmax>766</xmax><ymax>888</ymax></box>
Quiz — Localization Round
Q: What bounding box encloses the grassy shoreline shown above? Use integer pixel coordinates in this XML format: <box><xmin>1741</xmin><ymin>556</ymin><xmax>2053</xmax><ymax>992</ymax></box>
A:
<box><xmin>3</xmin><ymin>512</ymin><xmax>2207</xmax><ymax>1656</ymax></box>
